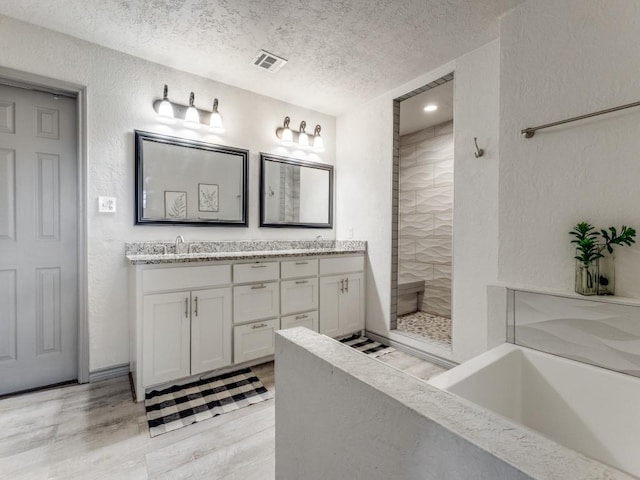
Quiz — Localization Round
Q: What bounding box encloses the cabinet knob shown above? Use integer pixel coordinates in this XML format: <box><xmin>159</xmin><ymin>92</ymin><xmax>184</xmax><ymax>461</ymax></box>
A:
<box><xmin>340</xmin><ymin>279</ymin><xmax>344</xmax><ymax>293</ymax></box>
<box><xmin>252</xmin><ymin>323</ymin><xmax>268</xmax><ymax>329</ymax></box>
<box><xmin>345</xmin><ymin>278</ymin><xmax>349</xmax><ymax>293</ymax></box>
<box><xmin>194</xmin><ymin>296</ymin><xmax>198</xmax><ymax>316</ymax></box>
<box><xmin>295</xmin><ymin>314</ymin><xmax>308</xmax><ymax>320</ymax></box>
<box><xmin>185</xmin><ymin>297</ymin><xmax>189</xmax><ymax>318</ymax></box>
<box><xmin>251</xmin><ymin>284</ymin><xmax>267</xmax><ymax>290</ymax></box>
<box><xmin>251</xmin><ymin>264</ymin><xmax>268</xmax><ymax>269</ymax></box>
<box><xmin>295</xmin><ymin>261</ymin><xmax>308</xmax><ymax>265</ymax></box>
<box><xmin>295</xmin><ymin>280</ymin><xmax>308</xmax><ymax>285</ymax></box>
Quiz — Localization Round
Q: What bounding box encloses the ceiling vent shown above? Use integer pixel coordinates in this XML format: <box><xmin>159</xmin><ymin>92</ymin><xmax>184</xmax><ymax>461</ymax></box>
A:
<box><xmin>251</xmin><ymin>50</ymin><xmax>288</xmax><ymax>73</ymax></box>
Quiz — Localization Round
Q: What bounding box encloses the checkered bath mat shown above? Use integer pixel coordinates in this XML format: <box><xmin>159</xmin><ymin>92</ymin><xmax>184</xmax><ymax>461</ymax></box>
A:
<box><xmin>339</xmin><ymin>334</ymin><xmax>395</xmax><ymax>357</ymax></box>
<box><xmin>145</xmin><ymin>367</ymin><xmax>272</xmax><ymax>437</ymax></box>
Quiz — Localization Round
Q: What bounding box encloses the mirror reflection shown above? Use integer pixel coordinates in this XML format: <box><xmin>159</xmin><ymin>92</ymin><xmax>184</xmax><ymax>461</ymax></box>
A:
<box><xmin>260</xmin><ymin>153</ymin><xmax>333</xmax><ymax>228</ymax></box>
<box><xmin>135</xmin><ymin>131</ymin><xmax>248</xmax><ymax>226</ymax></box>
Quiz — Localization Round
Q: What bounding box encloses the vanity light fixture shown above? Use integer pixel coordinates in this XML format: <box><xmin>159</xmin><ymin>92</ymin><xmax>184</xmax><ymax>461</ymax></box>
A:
<box><xmin>312</xmin><ymin>125</ymin><xmax>324</xmax><ymax>152</ymax></box>
<box><xmin>156</xmin><ymin>84</ymin><xmax>175</xmax><ymax>122</ymax></box>
<box><xmin>424</xmin><ymin>104</ymin><xmax>438</xmax><ymax>112</ymax></box>
<box><xmin>276</xmin><ymin>116</ymin><xmax>323</xmax><ymax>151</ymax></box>
<box><xmin>278</xmin><ymin>116</ymin><xmax>294</xmax><ymax>146</ymax></box>
<box><xmin>297</xmin><ymin>121</ymin><xmax>310</xmax><ymax>149</ymax></box>
<box><xmin>153</xmin><ymin>85</ymin><xmax>225</xmax><ymax>131</ymax></box>
<box><xmin>184</xmin><ymin>92</ymin><xmax>200</xmax><ymax>128</ymax></box>
<box><xmin>209</xmin><ymin>98</ymin><xmax>224</xmax><ymax>133</ymax></box>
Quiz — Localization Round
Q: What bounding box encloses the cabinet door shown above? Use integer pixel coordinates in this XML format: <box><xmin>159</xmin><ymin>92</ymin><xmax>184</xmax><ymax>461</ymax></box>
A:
<box><xmin>191</xmin><ymin>288</ymin><xmax>232</xmax><ymax>375</ymax></box>
<box><xmin>233</xmin><ymin>318</ymin><xmax>279</xmax><ymax>363</ymax></box>
<box><xmin>319</xmin><ymin>275</ymin><xmax>342</xmax><ymax>338</ymax></box>
<box><xmin>233</xmin><ymin>282</ymin><xmax>280</xmax><ymax>323</ymax></box>
<box><xmin>340</xmin><ymin>273</ymin><xmax>365</xmax><ymax>336</ymax></box>
<box><xmin>142</xmin><ymin>292</ymin><xmax>191</xmax><ymax>387</ymax></box>
<box><xmin>281</xmin><ymin>277</ymin><xmax>318</xmax><ymax>315</ymax></box>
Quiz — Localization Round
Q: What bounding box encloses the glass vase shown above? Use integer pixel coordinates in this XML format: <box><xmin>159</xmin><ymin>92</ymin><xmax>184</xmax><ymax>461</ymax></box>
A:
<box><xmin>597</xmin><ymin>252</ymin><xmax>615</xmax><ymax>295</ymax></box>
<box><xmin>575</xmin><ymin>259</ymin><xmax>598</xmax><ymax>296</ymax></box>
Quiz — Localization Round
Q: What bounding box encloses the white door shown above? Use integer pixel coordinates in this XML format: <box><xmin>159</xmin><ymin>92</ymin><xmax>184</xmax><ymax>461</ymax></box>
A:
<box><xmin>191</xmin><ymin>287</ymin><xmax>232</xmax><ymax>375</ymax></box>
<box><xmin>0</xmin><ymin>84</ymin><xmax>78</xmax><ymax>395</ymax></box>
<box><xmin>142</xmin><ymin>291</ymin><xmax>191</xmax><ymax>387</ymax></box>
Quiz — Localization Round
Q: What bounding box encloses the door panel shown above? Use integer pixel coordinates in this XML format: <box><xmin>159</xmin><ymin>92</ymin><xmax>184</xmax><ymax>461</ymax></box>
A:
<box><xmin>341</xmin><ymin>273</ymin><xmax>365</xmax><ymax>336</ymax></box>
<box><xmin>0</xmin><ymin>85</ymin><xmax>77</xmax><ymax>395</ymax></box>
<box><xmin>319</xmin><ymin>275</ymin><xmax>342</xmax><ymax>337</ymax></box>
<box><xmin>142</xmin><ymin>292</ymin><xmax>191</xmax><ymax>386</ymax></box>
<box><xmin>191</xmin><ymin>288</ymin><xmax>232</xmax><ymax>375</ymax></box>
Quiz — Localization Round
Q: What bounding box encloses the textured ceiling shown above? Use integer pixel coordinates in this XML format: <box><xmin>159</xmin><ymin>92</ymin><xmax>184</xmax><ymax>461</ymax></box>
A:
<box><xmin>0</xmin><ymin>0</ymin><xmax>524</xmax><ymax>115</ymax></box>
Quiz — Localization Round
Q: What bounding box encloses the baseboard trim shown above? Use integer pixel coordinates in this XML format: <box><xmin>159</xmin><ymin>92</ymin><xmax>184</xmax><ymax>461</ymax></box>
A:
<box><xmin>365</xmin><ymin>330</ymin><xmax>458</xmax><ymax>370</ymax></box>
<box><xmin>89</xmin><ymin>363</ymin><xmax>130</xmax><ymax>383</ymax></box>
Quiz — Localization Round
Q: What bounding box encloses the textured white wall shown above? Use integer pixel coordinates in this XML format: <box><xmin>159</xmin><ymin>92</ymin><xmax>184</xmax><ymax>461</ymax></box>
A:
<box><xmin>337</xmin><ymin>41</ymin><xmax>500</xmax><ymax>362</ymax></box>
<box><xmin>0</xmin><ymin>15</ymin><xmax>335</xmax><ymax>371</ymax></box>
<box><xmin>499</xmin><ymin>0</ymin><xmax>640</xmax><ymax>297</ymax></box>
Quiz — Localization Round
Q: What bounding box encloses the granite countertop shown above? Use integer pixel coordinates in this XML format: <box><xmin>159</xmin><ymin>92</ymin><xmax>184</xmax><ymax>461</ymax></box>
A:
<box><xmin>125</xmin><ymin>240</ymin><xmax>366</xmax><ymax>265</ymax></box>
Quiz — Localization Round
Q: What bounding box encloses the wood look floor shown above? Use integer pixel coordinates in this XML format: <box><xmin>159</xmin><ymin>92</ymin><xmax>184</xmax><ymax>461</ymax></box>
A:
<box><xmin>0</xmin><ymin>350</ymin><xmax>445</xmax><ymax>479</ymax></box>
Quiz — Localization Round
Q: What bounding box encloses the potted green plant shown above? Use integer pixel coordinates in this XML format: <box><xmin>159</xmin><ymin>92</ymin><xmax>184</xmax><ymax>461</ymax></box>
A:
<box><xmin>596</xmin><ymin>225</ymin><xmax>636</xmax><ymax>295</ymax></box>
<box><xmin>570</xmin><ymin>222</ymin><xmax>602</xmax><ymax>295</ymax></box>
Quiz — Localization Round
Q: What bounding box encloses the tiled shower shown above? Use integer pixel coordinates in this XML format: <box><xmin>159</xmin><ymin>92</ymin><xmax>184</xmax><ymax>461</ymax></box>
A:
<box><xmin>397</xmin><ymin>120</ymin><xmax>453</xmax><ymax>344</ymax></box>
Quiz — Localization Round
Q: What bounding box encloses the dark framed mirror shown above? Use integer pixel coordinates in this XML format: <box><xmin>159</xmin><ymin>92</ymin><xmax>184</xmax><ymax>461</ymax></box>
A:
<box><xmin>134</xmin><ymin>130</ymin><xmax>248</xmax><ymax>226</ymax></box>
<box><xmin>259</xmin><ymin>153</ymin><xmax>333</xmax><ymax>228</ymax></box>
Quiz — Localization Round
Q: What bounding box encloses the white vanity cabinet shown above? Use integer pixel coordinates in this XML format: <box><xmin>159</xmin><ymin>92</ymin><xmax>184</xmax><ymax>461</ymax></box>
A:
<box><xmin>142</xmin><ymin>287</ymin><xmax>231</xmax><ymax>386</ymax></box>
<box><xmin>319</xmin><ymin>256</ymin><xmax>365</xmax><ymax>338</ymax></box>
<box><xmin>130</xmin><ymin>252</ymin><xmax>365</xmax><ymax>401</ymax></box>
<box><xmin>131</xmin><ymin>264</ymin><xmax>232</xmax><ymax>401</ymax></box>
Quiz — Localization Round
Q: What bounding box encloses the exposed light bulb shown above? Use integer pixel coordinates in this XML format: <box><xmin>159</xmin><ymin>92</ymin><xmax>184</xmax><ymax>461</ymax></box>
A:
<box><xmin>424</xmin><ymin>104</ymin><xmax>438</xmax><ymax>112</ymax></box>
<box><xmin>184</xmin><ymin>91</ymin><xmax>200</xmax><ymax>128</ymax></box>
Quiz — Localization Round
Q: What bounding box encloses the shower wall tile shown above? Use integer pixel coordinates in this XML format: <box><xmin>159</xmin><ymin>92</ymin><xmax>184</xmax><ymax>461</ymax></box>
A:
<box><xmin>415</xmin><ymin>238</ymin><xmax>452</xmax><ymax>265</ymax></box>
<box><xmin>399</xmin><ymin>120</ymin><xmax>453</xmax><ymax>318</ymax></box>
<box><xmin>434</xmin><ymin>120</ymin><xmax>454</xmax><ymax>136</ymax></box>
<box><xmin>399</xmin><ymin>213</ymin><xmax>435</xmax><ymax>237</ymax></box>
<box><xmin>422</xmin><ymin>287</ymin><xmax>452</xmax><ymax>317</ymax></box>
<box><xmin>400</xmin><ymin>163</ymin><xmax>435</xmax><ymax>189</ymax></box>
<box><xmin>399</xmin><ymin>261</ymin><xmax>434</xmax><ymax>283</ymax></box>
<box><xmin>434</xmin><ymin>161</ymin><xmax>454</xmax><ymax>186</ymax></box>
<box><xmin>429</xmin><ymin>264</ymin><xmax>453</xmax><ymax>290</ymax></box>
<box><xmin>415</xmin><ymin>135</ymin><xmax>454</xmax><ymax>164</ymax></box>
<box><xmin>399</xmin><ymin>192</ymin><xmax>416</xmax><ymax>215</ymax></box>
<box><xmin>402</xmin><ymin>126</ymin><xmax>435</xmax><ymax>145</ymax></box>
<box><xmin>400</xmin><ymin>144</ymin><xmax>417</xmax><ymax>168</ymax></box>
<box><xmin>416</xmin><ymin>186</ymin><xmax>453</xmax><ymax>213</ymax></box>
<box><xmin>399</xmin><ymin>238</ymin><xmax>416</xmax><ymax>261</ymax></box>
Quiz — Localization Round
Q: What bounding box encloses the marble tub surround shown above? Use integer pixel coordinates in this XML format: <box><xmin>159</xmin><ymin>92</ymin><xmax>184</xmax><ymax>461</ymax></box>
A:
<box><xmin>125</xmin><ymin>240</ymin><xmax>366</xmax><ymax>265</ymax></box>
<box><xmin>275</xmin><ymin>328</ymin><xmax>633</xmax><ymax>480</ymax></box>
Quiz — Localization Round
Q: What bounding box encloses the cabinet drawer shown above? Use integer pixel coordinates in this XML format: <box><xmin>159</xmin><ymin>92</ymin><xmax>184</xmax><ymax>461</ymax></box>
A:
<box><xmin>281</xmin><ymin>311</ymin><xmax>318</xmax><ymax>332</ymax></box>
<box><xmin>142</xmin><ymin>265</ymin><xmax>231</xmax><ymax>293</ymax></box>
<box><xmin>319</xmin><ymin>256</ymin><xmax>364</xmax><ymax>275</ymax></box>
<box><xmin>233</xmin><ymin>282</ymin><xmax>280</xmax><ymax>323</ymax></box>
<box><xmin>281</xmin><ymin>278</ymin><xmax>318</xmax><ymax>315</ymax></box>
<box><xmin>234</xmin><ymin>318</ymin><xmax>279</xmax><ymax>363</ymax></box>
<box><xmin>281</xmin><ymin>259</ymin><xmax>318</xmax><ymax>279</ymax></box>
<box><xmin>233</xmin><ymin>262</ymin><xmax>279</xmax><ymax>284</ymax></box>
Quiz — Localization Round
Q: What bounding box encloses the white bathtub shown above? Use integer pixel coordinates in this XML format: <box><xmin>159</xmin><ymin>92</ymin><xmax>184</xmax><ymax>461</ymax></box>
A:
<box><xmin>428</xmin><ymin>343</ymin><xmax>640</xmax><ymax>478</ymax></box>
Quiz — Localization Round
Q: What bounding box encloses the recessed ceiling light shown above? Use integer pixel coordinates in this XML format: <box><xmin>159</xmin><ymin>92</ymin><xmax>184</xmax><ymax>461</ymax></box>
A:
<box><xmin>424</xmin><ymin>104</ymin><xmax>438</xmax><ymax>112</ymax></box>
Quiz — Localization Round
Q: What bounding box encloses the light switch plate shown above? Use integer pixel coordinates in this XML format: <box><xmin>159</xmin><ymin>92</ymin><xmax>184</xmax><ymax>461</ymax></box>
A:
<box><xmin>98</xmin><ymin>196</ymin><xmax>116</xmax><ymax>213</ymax></box>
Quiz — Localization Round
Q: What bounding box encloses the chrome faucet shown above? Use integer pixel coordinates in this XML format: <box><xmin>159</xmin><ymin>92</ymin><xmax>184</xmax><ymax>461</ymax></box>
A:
<box><xmin>175</xmin><ymin>234</ymin><xmax>185</xmax><ymax>254</ymax></box>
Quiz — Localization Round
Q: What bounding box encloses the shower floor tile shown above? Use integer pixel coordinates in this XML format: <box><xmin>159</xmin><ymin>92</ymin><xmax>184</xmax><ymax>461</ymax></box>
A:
<box><xmin>396</xmin><ymin>311</ymin><xmax>452</xmax><ymax>347</ymax></box>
